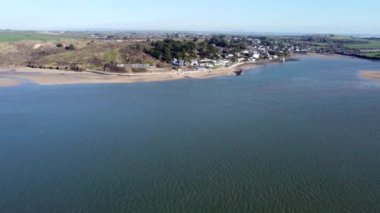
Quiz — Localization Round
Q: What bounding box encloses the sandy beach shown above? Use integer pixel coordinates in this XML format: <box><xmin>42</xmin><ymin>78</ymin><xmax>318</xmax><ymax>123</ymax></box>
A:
<box><xmin>360</xmin><ymin>70</ymin><xmax>380</xmax><ymax>80</ymax></box>
<box><xmin>0</xmin><ymin>62</ymin><xmax>258</xmax><ymax>87</ymax></box>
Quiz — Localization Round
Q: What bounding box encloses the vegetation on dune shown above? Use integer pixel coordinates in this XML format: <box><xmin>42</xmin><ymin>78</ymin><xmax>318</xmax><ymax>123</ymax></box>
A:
<box><xmin>5</xmin><ymin>39</ymin><xmax>163</xmax><ymax>72</ymax></box>
<box><xmin>65</xmin><ymin>44</ymin><xmax>76</xmax><ymax>51</ymax></box>
<box><xmin>120</xmin><ymin>44</ymin><xmax>156</xmax><ymax>65</ymax></box>
<box><xmin>103</xmin><ymin>49</ymin><xmax>119</xmax><ymax>63</ymax></box>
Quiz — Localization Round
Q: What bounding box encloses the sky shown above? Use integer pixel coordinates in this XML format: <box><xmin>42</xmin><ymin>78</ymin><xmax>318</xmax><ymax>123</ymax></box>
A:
<box><xmin>1</xmin><ymin>0</ymin><xmax>380</xmax><ymax>34</ymax></box>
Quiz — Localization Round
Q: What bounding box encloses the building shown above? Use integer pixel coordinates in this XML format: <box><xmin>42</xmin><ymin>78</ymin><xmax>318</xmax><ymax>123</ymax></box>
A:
<box><xmin>252</xmin><ymin>52</ymin><xmax>260</xmax><ymax>59</ymax></box>
<box><xmin>171</xmin><ymin>58</ymin><xmax>185</xmax><ymax>66</ymax></box>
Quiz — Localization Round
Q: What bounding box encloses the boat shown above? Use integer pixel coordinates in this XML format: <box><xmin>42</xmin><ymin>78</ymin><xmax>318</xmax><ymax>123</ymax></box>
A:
<box><xmin>234</xmin><ymin>69</ymin><xmax>243</xmax><ymax>76</ymax></box>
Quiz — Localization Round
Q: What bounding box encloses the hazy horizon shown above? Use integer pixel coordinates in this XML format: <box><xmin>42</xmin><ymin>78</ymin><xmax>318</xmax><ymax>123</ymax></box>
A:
<box><xmin>2</xmin><ymin>0</ymin><xmax>380</xmax><ymax>35</ymax></box>
<box><xmin>1</xmin><ymin>29</ymin><xmax>379</xmax><ymax>37</ymax></box>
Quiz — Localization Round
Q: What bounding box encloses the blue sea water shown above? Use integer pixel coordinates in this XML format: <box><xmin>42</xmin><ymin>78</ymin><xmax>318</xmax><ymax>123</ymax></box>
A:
<box><xmin>1</xmin><ymin>56</ymin><xmax>380</xmax><ymax>212</ymax></box>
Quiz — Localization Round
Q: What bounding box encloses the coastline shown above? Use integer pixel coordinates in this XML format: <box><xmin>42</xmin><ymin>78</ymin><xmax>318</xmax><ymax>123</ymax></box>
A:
<box><xmin>0</xmin><ymin>61</ymin><xmax>261</xmax><ymax>87</ymax></box>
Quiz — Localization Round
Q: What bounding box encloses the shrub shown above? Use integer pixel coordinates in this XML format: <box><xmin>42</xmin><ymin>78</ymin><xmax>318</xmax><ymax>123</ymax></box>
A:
<box><xmin>65</xmin><ymin>44</ymin><xmax>76</xmax><ymax>51</ymax></box>
<box><xmin>132</xmin><ymin>68</ymin><xmax>147</xmax><ymax>73</ymax></box>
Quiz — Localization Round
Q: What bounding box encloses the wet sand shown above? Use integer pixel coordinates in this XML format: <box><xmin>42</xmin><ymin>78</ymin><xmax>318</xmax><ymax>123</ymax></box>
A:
<box><xmin>0</xmin><ymin>77</ymin><xmax>21</xmax><ymax>87</ymax></box>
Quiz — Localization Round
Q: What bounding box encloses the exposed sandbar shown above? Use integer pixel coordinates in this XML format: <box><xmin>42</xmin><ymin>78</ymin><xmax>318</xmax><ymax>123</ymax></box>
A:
<box><xmin>360</xmin><ymin>71</ymin><xmax>380</xmax><ymax>80</ymax></box>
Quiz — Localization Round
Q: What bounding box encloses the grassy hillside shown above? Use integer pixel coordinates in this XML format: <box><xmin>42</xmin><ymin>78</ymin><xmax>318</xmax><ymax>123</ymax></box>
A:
<box><xmin>0</xmin><ymin>31</ymin><xmax>73</xmax><ymax>42</ymax></box>
<box><xmin>365</xmin><ymin>52</ymin><xmax>380</xmax><ymax>58</ymax></box>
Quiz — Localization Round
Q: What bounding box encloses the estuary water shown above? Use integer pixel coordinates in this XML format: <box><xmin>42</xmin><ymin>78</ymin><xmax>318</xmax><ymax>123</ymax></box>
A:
<box><xmin>1</xmin><ymin>56</ymin><xmax>380</xmax><ymax>212</ymax></box>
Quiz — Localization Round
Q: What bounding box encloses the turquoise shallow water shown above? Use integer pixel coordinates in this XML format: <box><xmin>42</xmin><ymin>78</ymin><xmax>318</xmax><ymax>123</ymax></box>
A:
<box><xmin>1</xmin><ymin>56</ymin><xmax>380</xmax><ymax>212</ymax></box>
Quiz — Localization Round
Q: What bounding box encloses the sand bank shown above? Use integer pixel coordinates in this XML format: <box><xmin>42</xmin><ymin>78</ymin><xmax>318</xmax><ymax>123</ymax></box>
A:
<box><xmin>360</xmin><ymin>71</ymin><xmax>380</xmax><ymax>80</ymax></box>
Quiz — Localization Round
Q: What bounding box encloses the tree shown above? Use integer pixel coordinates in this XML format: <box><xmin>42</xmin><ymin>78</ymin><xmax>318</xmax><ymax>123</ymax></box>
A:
<box><xmin>163</xmin><ymin>47</ymin><xmax>172</xmax><ymax>63</ymax></box>
<box><xmin>209</xmin><ymin>35</ymin><xmax>228</xmax><ymax>47</ymax></box>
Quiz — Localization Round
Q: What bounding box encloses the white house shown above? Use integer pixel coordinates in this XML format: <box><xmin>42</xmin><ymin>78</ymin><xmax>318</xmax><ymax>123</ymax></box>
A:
<box><xmin>252</xmin><ymin>52</ymin><xmax>260</xmax><ymax>59</ymax></box>
<box><xmin>171</xmin><ymin>58</ymin><xmax>185</xmax><ymax>66</ymax></box>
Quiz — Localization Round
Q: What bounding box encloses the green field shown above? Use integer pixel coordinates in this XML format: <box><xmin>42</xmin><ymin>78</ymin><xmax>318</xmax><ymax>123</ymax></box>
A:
<box><xmin>0</xmin><ymin>31</ymin><xmax>71</xmax><ymax>42</ymax></box>
<box><xmin>330</xmin><ymin>35</ymin><xmax>354</xmax><ymax>40</ymax></box>
<box><xmin>344</xmin><ymin>40</ymin><xmax>380</xmax><ymax>49</ymax></box>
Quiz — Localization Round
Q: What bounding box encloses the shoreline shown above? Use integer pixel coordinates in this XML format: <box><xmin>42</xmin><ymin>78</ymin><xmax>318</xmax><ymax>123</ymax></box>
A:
<box><xmin>0</xmin><ymin>61</ymin><xmax>263</xmax><ymax>87</ymax></box>
<box><xmin>0</xmin><ymin>53</ymin><xmax>345</xmax><ymax>87</ymax></box>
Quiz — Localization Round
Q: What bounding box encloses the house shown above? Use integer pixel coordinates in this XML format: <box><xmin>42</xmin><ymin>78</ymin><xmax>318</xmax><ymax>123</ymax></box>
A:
<box><xmin>199</xmin><ymin>62</ymin><xmax>214</xmax><ymax>68</ymax></box>
<box><xmin>199</xmin><ymin>59</ymin><xmax>215</xmax><ymax>68</ymax></box>
<box><xmin>252</xmin><ymin>52</ymin><xmax>260</xmax><ymax>59</ymax></box>
<box><xmin>171</xmin><ymin>58</ymin><xmax>185</xmax><ymax>66</ymax></box>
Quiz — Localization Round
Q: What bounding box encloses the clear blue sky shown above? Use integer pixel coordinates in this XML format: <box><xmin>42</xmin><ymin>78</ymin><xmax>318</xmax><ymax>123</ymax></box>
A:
<box><xmin>1</xmin><ymin>0</ymin><xmax>380</xmax><ymax>34</ymax></box>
